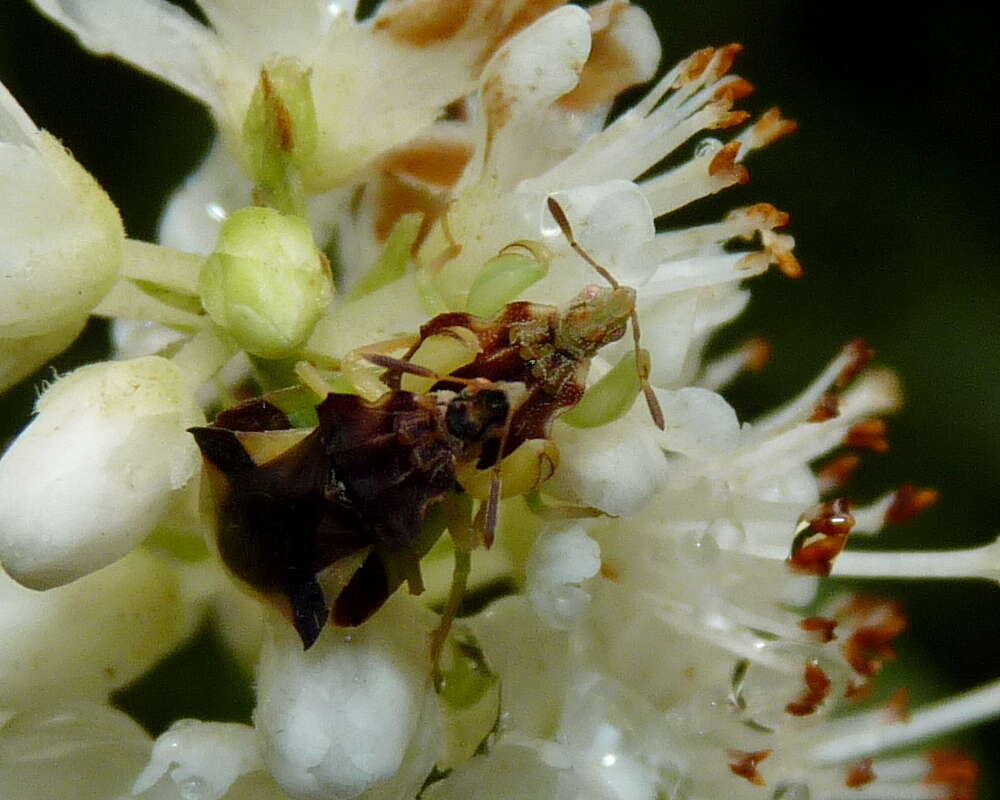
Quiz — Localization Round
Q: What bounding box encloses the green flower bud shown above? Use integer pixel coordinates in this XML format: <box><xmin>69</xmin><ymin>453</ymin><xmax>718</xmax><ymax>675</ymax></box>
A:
<box><xmin>562</xmin><ymin>349</ymin><xmax>649</xmax><ymax>428</ymax></box>
<box><xmin>242</xmin><ymin>59</ymin><xmax>317</xmax><ymax>215</ymax></box>
<box><xmin>200</xmin><ymin>207</ymin><xmax>333</xmax><ymax>359</ymax></box>
<box><xmin>465</xmin><ymin>241</ymin><xmax>549</xmax><ymax>318</ymax></box>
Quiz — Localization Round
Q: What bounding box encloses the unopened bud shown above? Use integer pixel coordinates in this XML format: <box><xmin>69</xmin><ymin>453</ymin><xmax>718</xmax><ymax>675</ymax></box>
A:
<box><xmin>465</xmin><ymin>242</ymin><xmax>549</xmax><ymax>318</ymax></box>
<box><xmin>200</xmin><ymin>207</ymin><xmax>333</xmax><ymax>359</ymax></box>
<box><xmin>0</xmin><ymin>357</ymin><xmax>205</xmax><ymax>589</ymax></box>
<box><xmin>1</xmin><ymin>83</ymin><xmax>124</xmax><ymax>387</ymax></box>
<box><xmin>243</xmin><ymin>58</ymin><xmax>318</xmax><ymax>189</ymax></box>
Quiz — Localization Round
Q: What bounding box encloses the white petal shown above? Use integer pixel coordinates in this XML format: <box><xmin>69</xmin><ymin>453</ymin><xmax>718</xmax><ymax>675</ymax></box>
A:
<box><xmin>254</xmin><ymin>595</ymin><xmax>441</xmax><ymax>800</ymax></box>
<box><xmin>525</xmin><ymin>524</ymin><xmax>601</xmax><ymax>630</ymax></box>
<box><xmin>0</xmin><ymin>130</ymin><xmax>123</xmax><ymax>339</ymax></box>
<box><xmin>111</xmin><ymin>319</ymin><xmax>188</xmax><ymax>360</ymax></box>
<box><xmin>543</xmin><ymin>180</ymin><xmax>656</xmax><ymax>286</ymax></box>
<box><xmin>0</xmin><ymin>322</ymin><xmax>84</xmax><ymax>393</ymax></box>
<box><xmin>421</xmin><ymin>742</ymin><xmax>562</xmax><ymax>800</ymax></box>
<box><xmin>197</xmin><ymin>0</ymin><xmax>343</xmax><ymax>64</ymax></box>
<box><xmin>158</xmin><ymin>138</ymin><xmax>253</xmax><ymax>255</ymax></box>
<box><xmin>547</xmin><ymin>412</ymin><xmax>668</xmax><ymax>517</ymax></box>
<box><xmin>478</xmin><ymin>5</ymin><xmax>592</xmax><ymax>186</ymax></box>
<box><xmin>133</xmin><ymin>719</ymin><xmax>264</xmax><ymax>800</ymax></box>
<box><xmin>468</xmin><ymin>596</ymin><xmax>573</xmax><ymax>738</ymax></box>
<box><xmin>0</xmin><ymin>549</ymin><xmax>186</xmax><ymax>708</ymax></box>
<box><xmin>30</xmin><ymin>0</ymin><xmax>225</xmax><ymax>107</ymax></box>
<box><xmin>0</xmin><ymin>701</ymin><xmax>155</xmax><ymax>800</ymax></box>
<box><xmin>654</xmin><ymin>387</ymin><xmax>741</xmax><ymax>459</ymax></box>
<box><xmin>0</xmin><ymin>357</ymin><xmax>205</xmax><ymax>589</ymax></box>
<box><xmin>0</xmin><ymin>82</ymin><xmax>39</xmax><ymax>146</ymax></box>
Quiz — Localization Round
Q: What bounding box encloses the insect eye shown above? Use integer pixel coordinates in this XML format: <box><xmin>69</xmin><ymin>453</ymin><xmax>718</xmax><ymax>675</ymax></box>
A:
<box><xmin>445</xmin><ymin>400</ymin><xmax>483</xmax><ymax>440</ymax></box>
<box><xmin>445</xmin><ymin>390</ymin><xmax>509</xmax><ymax>441</ymax></box>
<box><xmin>482</xmin><ymin>389</ymin><xmax>510</xmax><ymax>421</ymax></box>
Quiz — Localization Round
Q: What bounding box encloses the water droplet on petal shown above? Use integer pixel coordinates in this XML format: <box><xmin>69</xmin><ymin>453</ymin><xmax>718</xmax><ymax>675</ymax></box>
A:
<box><xmin>680</xmin><ymin>527</ymin><xmax>721</xmax><ymax>566</ymax></box>
<box><xmin>178</xmin><ymin>776</ymin><xmax>210</xmax><ymax>800</ymax></box>
<box><xmin>707</xmin><ymin>518</ymin><xmax>745</xmax><ymax>550</ymax></box>
<box><xmin>695</xmin><ymin>137</ymin><xmax>723</xmax><ymax>157</ymax></box>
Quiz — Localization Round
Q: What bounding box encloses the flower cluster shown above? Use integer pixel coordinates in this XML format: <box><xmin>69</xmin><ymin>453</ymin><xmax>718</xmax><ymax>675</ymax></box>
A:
<box><xmin>0</xmin><ymin>2</ymin><xmax>997</xmax><ymax>800</ymax></box>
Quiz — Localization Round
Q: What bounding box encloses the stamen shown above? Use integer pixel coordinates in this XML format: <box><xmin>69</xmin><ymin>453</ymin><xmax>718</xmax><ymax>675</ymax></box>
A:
<box><xmin>697</xmin><ymin>337</ymin><xmax>771</xmax><ymax>391</ymax></box>
<box><xmin>542</xmin><ymin>46</ymin><xmax>753</xmax><ymax>200</ymax></box>
<box><xmin>169</xmin><ymin>325</ymin><xmax>235</xmax><ymax>390</ymax></box>
<box><xmin>817</xmin><ymin>454</ymin><xmax>862</xmax><ymax>493</ymax></box>
<box><xmin>851</xmin><ymin>486</ymin><xmax>939</xmax><ymax>533</ymax></box>
<box><xmin>734</xmin><ymin>108</ymin><xmax>799</xmax><ymax>158</ymax></box>
<box><xmin>832</xmin><ymin>540</ymin><xmax>1000</xmax><ymax>581</ymax></box>
<box><xmin>649</xmin><ymin>203</ymin><xmax>790</xmax><ymax>263</ymax></box>
<box><xmin>811</xmin><ymin>677</ymin><xmax>1000</xmax><ymax>764</ymax></box>
<box><xmin>753</xmin><ymin>340</ymin><xmax>874</xmax><ymax>435</ymax></box>
<box><xmin>728</xmin><ymin>749</ymin><xmax>771</xmax><ymax>786</ymax></box>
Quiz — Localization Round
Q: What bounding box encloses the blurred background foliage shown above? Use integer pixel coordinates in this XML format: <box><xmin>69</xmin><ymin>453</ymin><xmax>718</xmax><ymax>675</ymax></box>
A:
<box><xmin>1</xmin><ymin>0</ymin><xmax>998</xmax><ymax>792</ymax></box>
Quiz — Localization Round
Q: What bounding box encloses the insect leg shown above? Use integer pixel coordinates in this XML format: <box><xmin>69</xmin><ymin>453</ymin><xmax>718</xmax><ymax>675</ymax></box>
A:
<box><xmin>474</xmin><ymin>394</ymin><xmax>516</xmax><ymax>549</ymax></box>
<box><xmin>342</xmin><ymin>335</ymin><xmax>418</xmax><ymax>397</ymax></box>
<box><xmin>546</xmin><ymin>196</ymin><xmax>666</xmax><ymax>430</ymax></box>
<box><xmin>430</xmin><ymin>495</ymin><xmax>475</xmax><ymax>688</ymax></box>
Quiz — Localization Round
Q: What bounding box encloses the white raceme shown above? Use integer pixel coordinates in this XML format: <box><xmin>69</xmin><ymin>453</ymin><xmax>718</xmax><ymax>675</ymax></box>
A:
<box><xmin>0</xmin><ymin>3</ymin><xmax>997</xmax><ymax>800</ymax></box>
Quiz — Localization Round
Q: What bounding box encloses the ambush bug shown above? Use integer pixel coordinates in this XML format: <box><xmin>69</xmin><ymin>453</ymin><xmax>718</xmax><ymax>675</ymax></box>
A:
<box><xmin>191</xmin><ymin>197</ymin><xmax>664</xmax><ymax>675</ymax></box>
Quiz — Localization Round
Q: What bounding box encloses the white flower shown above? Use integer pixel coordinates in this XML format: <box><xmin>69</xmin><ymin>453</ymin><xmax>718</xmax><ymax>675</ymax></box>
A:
<box><xmin>0</xmin><ymin>549</ymin><xmax>187</xmax><ymax>710</ymax></box>
<box><xmin>0</xmin><ymin>701</ymin><xmax>290</xmax><ymax>799</ymax></box>
<box><xmin>133</xmin><ymin>719</ymin><xmax>265</xmax><ymax>800</ymax></box>
<box><xmin>0</xmin><ymin>81</ymin><xmax>124</xmax><ymax>389</ymax></box>
<box><xmin>0</xmin><ymin>356</ymin><xmax>204</xmax><ymax>589</ymax></box>
<box><xmin>254</xmin><ymin>595</ymin><xmax>442</xmax><ymax>800</ymax></box>
<box><xmin>31</xmin><ymin>0</ymin><xmax>586</xmax><ymax>191</ymax></box>
<box><xmin>525</xmin><ymin>524</ymin><xmax>601</xmax><ymax>630</ymax></box>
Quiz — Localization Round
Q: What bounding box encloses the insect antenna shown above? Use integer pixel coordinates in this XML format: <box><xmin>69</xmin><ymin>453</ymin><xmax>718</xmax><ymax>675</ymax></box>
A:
<box><xmin>546</xmin><ymin>197</ymin><xmax>666</xmax><ymax>430</ymax></box>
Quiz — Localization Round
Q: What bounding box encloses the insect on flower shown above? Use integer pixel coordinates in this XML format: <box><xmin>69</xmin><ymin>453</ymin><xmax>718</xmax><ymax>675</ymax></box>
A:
<box><xmin>190</xmin><ymin>197</ymin><xmax>664</xmax><ymax>672</ymax></box>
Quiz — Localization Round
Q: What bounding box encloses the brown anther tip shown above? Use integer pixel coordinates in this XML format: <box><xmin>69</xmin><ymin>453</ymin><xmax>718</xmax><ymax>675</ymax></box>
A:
<box><xmin>740</xmin><ymin>202</ymin><xmax>790</xmax><ymax>229</ymax></box>
<box><xmin>818</xmin><ymin>455</ymin><xmax>862</xmax><ymax>492</ymax></box>
<box><xmin>845</xmin><ymin>419</ymin><xmax>889</xmax><ymax>453</ymax></box>
<box><xmin>708</xmin><ymin>142</ymin><xmax>748</xmax><ymax>185</ymax></box>
<box><xmin>846</xmin><ymin>758</ymin><xmax>876</xmax><ymax>788</ymax></box>
<box><xmin>800</xmin><ymin>615</ymin><xmax>838</xmax><ymax>643</ymax></box>
<box><xmin>844</xmin><ymin>680</ymin><xmax>873</xmax><ymax>703</ymax></box>
<box><xmin>885</xmin><ymin>687</ymin><xmax>911</xmax><ymax>723</ymax></box>
<box><xmin>785</xmin><ymin>660</ymin><xmax>832</xmax><ymax>716</ymax></box>
<box><xmin>926</xmin><ymin>749</ymin><xmax>979</xmax><ymax>798</ymax></box>
<box><xmin>744</xmin><ymin>337</ymin><xmax>772</xmax><ymax>372</ymax></box>
<box><xmin>752</xmin><ymin>108</ymin><xmax>799</xmax><ymax>146</ymax></box>
<box><xmin>715</xmin><ymin>43</ymin><xmax>744</xmax><ymax>75</ymax></box>
<box><xmin>711</xmin><ymin>109</ymin><xmax>752</xmax><ymax>130</ymax></box>
<box><xmin>728</xmin><ymin>750</ymin><xmax>771</xmax><ymax>786</ymax></box>
<box><xmin>809</xmin><ymin>393</ymin><xmax>841</xmax><ymax>423</ymax></box>
<box><xmin>885</xmin><ymin>485</ymin><xmax>939</xmax><ymax>525</ymax></box>
<box><xmin>714</xmin><ymin>77</ymin><xmax>755</xmax><ymax>103</ymax></box>
<box><xmin>788</xmin><ymin>498</ymin><xmax>855</xmax><ymax>576</ymax></box>
<box><xmin>775</xmin><ymin>250</ymin><xmax>804</xmax><ymax>278</ymax></box>
<box><xmin>839</xmin><ymin>595</ymin><xmax>906</xmax><ymax>678</ymax></box>
<box><xmin>682</xmin><ymin>47</ymin><xmax>716</xmax><ymax>83</ymax></box>
<box><xmin>837</xmin><ymin>339</ymin><xmax>876</xmax><ymax>387</ymax></box>
<box><xmin>599</xmin><ymin>561</ymin><xmax>620</xmax><ymax>581</ymax></box>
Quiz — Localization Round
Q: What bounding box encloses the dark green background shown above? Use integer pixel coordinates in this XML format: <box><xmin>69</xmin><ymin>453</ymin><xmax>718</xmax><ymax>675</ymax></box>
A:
<box><xmin>2</xmin><ymin>0</ymin><xmax>998</xmax><ymax>791</ymax></box>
